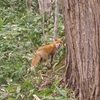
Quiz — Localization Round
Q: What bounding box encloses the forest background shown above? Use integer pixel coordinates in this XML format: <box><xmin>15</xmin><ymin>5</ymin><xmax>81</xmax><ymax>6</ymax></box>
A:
<box><xmin>0</xmin><ymin>0</ymin><xmax>75</xmax><ymax>100</ymax></box>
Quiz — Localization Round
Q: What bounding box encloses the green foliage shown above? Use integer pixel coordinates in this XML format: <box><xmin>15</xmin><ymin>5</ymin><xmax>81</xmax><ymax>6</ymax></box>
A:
<box><xmin>0</xmin><ymin>74</ymin><xmax>76</xmax><ymax>100</ymax></box>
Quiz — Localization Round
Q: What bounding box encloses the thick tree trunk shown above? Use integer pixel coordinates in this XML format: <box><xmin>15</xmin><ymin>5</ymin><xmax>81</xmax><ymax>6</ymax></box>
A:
<box><xmin>61</xmin><ymin>0</ymin><xmax>100</xmax><ymax>100</ymax></box>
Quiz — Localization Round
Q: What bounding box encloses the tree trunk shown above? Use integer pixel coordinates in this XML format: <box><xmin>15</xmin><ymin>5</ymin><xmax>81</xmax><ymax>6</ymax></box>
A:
<box><xmin>38</xmin><ymin>0</ymin><xmax>52</xmax><ymax>45</ymax></box>
<box><xmin>53</xmin><ymin>0</ymin><xmax>59</xmax><ymax>40</ymax></box>
<box><xmin>38</xmin><ymin>0</ymin><xmax>52</xmax><ymax>14</ymax></box>
<box><xmin>26</xmin><ymin>0</ymin><xmax>32</xmax><ymax>11</ymax></box>
<box><xmin>61</xmin><ymin>0</ymin><xmax>100</xmax><ymax>100</ymax></box>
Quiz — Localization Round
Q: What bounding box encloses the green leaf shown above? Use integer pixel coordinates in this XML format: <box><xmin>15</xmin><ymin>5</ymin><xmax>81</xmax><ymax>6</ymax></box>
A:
<box><xmin>55</xmin><ymin>86</ymin><xmax>67</xmax><ymax>97</ymax></box>
<box><xmin>36</xmin><ymin>88</ymin><xmax>53</xmax><ymax>96</ymax></box>
<box><xmin>21</xmin><ymin>79</ymin><xmax>32</xmax><ymax>89</ymax></box>
<box><xmin>6</xmin><ymin>86</ymin><xmax>16</xmax><ymax>92</ymax></box>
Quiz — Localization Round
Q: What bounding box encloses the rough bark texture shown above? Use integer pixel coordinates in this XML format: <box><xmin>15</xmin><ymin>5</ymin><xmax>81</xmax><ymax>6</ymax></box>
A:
<box><xmin>61</xmin><ymin>0</ymin><xmax>100</xmax><ymax>100</ymax></box>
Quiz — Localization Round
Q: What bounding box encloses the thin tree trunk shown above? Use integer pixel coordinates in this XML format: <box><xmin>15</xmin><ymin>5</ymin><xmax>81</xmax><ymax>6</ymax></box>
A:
<box><xmin>38</xmin><ymin>0</ymin><xmax>52</xmax><ymax>44</ymax></box>
<box><xmin>53</xmin><ymin>0</ymin><xmax>59</xmax><ymax>40</ymax></box>
<box><xmin>26</xmin><ymin>0</ymin><xmax>32</xmax><ymax>11</ymax></box>
<box><xmin>61</xmin><ymin>0</ymin><xmax>100</xmax><ymax>100</ymax></box>
<box><xmin>38</xmin><ymin>0</ymin><xmax>52</xmax><ymax>14</ymax></box>
<box><xmin>42</xmin><ymin>0</ymin><xmax>46</xmax><ymax>45</ymax></box>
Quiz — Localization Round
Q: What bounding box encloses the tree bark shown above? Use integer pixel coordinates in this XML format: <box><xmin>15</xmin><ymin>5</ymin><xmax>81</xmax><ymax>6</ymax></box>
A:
<box><xmin>38</xmin><ymin>0</ymin><xmax>52</xmax><ymax>14</ymax></box>
<box><xmin>61</xmin><ymin>0</ymin><xmax>100</xmax><ymax>100</ymax></box>
<box><xmin>26</xmin><ymin>0</ymin><xmax>32</xmax><ymax>11</ymax></box>
<box><xmin>53</xmin><ymin>0</ymin><xmax>59</xmax><ymax>40</ymax></box>
<box><xmin>38</xmin><ymin>0</ymin><xmax>52</xmax><ymax>45</ymax></box>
